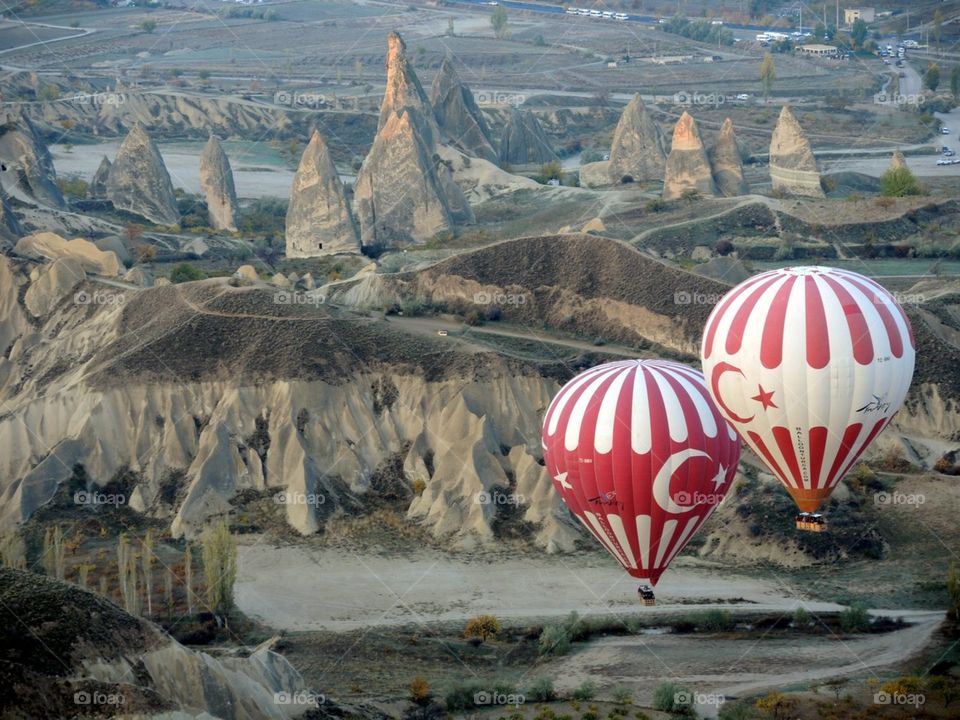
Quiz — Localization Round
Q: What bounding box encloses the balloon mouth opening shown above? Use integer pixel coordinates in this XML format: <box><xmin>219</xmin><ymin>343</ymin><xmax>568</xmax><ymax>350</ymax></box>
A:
<box><xmin>787</xmin><ymin>487</ymin><xmax>835</xmax><ymax>513</ymax></box>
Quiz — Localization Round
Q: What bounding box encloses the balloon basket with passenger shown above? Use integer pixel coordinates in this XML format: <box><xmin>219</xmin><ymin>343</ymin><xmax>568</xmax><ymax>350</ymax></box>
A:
<box><xmin>637</xmin><ymin>585</ymin><xmax>656</xmax><ymax>606</ymax></box>
<box><xmin>795</xmin><ymin>512</ymin><xmax>827</xmax><ymax>532</ymax></box>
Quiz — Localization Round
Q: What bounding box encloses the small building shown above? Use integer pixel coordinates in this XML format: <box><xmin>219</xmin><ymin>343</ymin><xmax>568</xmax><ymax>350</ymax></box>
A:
<box><xmin>844</xmin><ymin>7</ymin><xmax>876</xmax><ymax>25</ymax></box>
<box><xmin>796</xmin><ymin>43</ymin><xmax>838</xmax><ymax>58</ymax></box>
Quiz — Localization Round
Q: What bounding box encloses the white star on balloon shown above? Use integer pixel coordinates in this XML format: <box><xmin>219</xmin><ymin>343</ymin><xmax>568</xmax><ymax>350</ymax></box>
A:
<box><xmin>711</xmin><ymin>465</ymin><xmax>727</xmax><ymax>490</ymax></box>
<box><xmin>554</xmin><ymin>472</ymin><xmax>573</xmax><ymax>490</ymax></box>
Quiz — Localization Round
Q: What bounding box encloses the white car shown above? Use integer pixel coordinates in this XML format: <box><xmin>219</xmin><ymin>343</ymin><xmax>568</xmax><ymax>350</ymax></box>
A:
<box><xmin>943</xmin><ymin>128</ymin><xmax>951</xmax><ymax>135</ymax></box>
<box><xmin>736</xmin><ymin>93</ymin><xmax>750</xmax><ymax>101</ymax></box>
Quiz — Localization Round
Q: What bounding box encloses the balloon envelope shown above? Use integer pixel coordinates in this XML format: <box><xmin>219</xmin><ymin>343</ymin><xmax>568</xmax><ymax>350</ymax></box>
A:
<box><xmin>700</xmin><ymin>266</ymin><xmax>915</xmax><ymax>512</ymax></box>
<box><xmin>541</xmin><ymin>359</ymin><xmax>741</xmax><ymax>585</ymax></box>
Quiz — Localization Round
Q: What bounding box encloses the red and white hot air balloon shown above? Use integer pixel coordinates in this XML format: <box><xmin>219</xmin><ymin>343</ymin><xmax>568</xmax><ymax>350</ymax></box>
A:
<box><xmin>700</xmin><ymin>266</ymin><xmax>915</xmax><ymax>523</ymax></box>
<box><xmin>541</xmin><ymin>360</ymin><xmax>741</xmax><ymax>593</ymax></box>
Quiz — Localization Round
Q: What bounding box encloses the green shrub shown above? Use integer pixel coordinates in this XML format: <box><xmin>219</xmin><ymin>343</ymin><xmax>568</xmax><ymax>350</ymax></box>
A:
<box><xmin>611</xmin><ymin>686</ymin><xmax>632</xmax><ymax>705</ymax></box>
<box><xmin>572</xmin><ymin>680</ymin><xmax>597</xmax><ymax>701</ymax></box>
<box><xmin>839</xmin><ymin>601</ymin><xmax>871</xmax><ymax>632</ymax></box>
<box><xmin>527</xmin><ymin>676</ymin><xmax>556</xmax><ymax>702</ymax></box>
<box><xmin>443</xmin><ymin>680</ymin><xmax>487</xmax><ymax>711</ymax></box>
<box><xmin>700</xmin><ymin>608</ymin><xmax>733</xmax><ymax>632</ymax></box>
<box><xmin>538</xmin><ymin>624</ymin><xmax>571</xmax><ymax>656</ymax></box>
<box><xmin>880</xmin><ymin>167</ymin><xmax>923</xmax><ymax>197</ymax></box>
<box><xmin>169</xmin><ymin>263</ymin><xmax>207</xmax><ymax>283</ymax></box>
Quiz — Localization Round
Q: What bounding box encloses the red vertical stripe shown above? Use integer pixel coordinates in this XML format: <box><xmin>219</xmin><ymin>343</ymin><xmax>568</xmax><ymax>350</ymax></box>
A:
<box><xmin>843</xmin><ymin>275</ymin><xmax>903</xmax><ymax>359</ymax></box>
<box><xmin>772</xmin><ymin>426</ymin><xmax>804</xmax><ymax>487</ymax></box>
<box><xmin>825</xmin><ymin>423</ymin><xmax>863</xmax><ymax>487</ymax></box>
<box><xmin>725</xmin><ymin>275</ymin><xmax>781</xmax><ymax>356</ymax></box>
<box><xmin>760</xmin><ymin>276</ymin><xmax>797</xmax><ymax>369</ymax></box>
<box><xmin>804</xmin><ymin>276</ymin><xmax>831</xmax><ymax>369</ymax></box>
<box><xmin>823</xmin><ymin>275</ymin><xmax>874</xmax><ymax>365</ymax></box>
<box><xmin>808</xmin><ymin>426</ymin><xmax>829</xmax><ymax>489</ymax></box>
<box><xmin>703</xmin><ymin>275</ymin><xmax>768</xmax><ymax>359</ymax></box>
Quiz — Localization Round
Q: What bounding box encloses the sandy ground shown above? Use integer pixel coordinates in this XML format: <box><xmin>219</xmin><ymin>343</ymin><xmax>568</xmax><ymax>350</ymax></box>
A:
<box><xmin>234</xmin><ymin>539</ymin><xmax>919</xmax><ymax>632</ymax></box>
<box><xmin>236</xmin><ymin>540</ymin><xmax>944</xmax><ymax>718</ymax></box>
<box><xmin>546</xmin><ymin>612</ymin><xmax>942</xmax><ymax>718</ymax></box>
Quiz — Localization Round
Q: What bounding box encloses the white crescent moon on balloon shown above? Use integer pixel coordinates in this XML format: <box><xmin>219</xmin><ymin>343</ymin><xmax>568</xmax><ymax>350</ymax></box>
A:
<box><xmin>652</xmin><ymin>448</ymin><xmax>710</xmax><ymax>514</ymax></box>
<box><xmin>710</xmin><ymin>361</ymin><xmax>755</xmax><ymax>424</ymax></box>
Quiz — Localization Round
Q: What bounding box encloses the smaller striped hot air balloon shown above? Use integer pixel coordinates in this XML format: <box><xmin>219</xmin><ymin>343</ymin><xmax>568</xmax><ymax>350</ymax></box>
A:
<box><xmin>700</xmin><ymin>266</ymin><xmax>915</xmax><ymax>530</ymax></box>
<box><xmin>541</xmin><ymin>360</ymin><xmax>741</xmax><ymax>602</ymax></box>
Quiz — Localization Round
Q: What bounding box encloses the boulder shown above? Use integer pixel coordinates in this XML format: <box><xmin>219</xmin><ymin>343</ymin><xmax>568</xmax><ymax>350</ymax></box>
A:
<box><xmin>106</xmin><ymin>122</ymin><xmax>180</xmax><ymax>225</ymax></box>
<box><xmin>498</xmin><ymin>109</ymin><xmax>558</xmax><ymax>166</ymax></box>
<box><xmin>285</xmin><ymin>129</ymin><xmax>360</xmax><ymax>257</ymax></box>
<box><xmin>235</xmin><ymin>264</ymin><xmax>259</xmax><ymax>282</ymax></box>
<box><xmin>429</xmin><ymin>56</ymin><xmax>498</xmax><ymax>163</ymax></box>
<box><xmin>710</xmin><ymin>118</ymin><xmax>749</xmax><ymax>197</ymax></box>
<box><xmin>198</xmin><ymin>134</ymin><xmax>239</xmax><ymax>232</ymax></box>
<box><xmin>608</xmin><ymin>94</ymin><xmax>666</xmax><ymax>184</ymax></box>
<box><xmin>662</xmin><ymin>111</ymin><xmax>717</xmax><ymax>201</ymax></box>
<box><xmin>769</xmin><ymin>106</ymin><xmax>824</xmax><ymax>198</ymax></box>
<box><xmin>15</xmin><ymin>231</ymin><xmax>122</xmax><ymax>276</ymax></box>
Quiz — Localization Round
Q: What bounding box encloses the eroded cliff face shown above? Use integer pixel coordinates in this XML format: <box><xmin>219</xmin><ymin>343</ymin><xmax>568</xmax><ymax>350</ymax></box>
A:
<box><xmin>0</xmin><ymin>256</ymin><xmax>575</xmax><ymax>551</ymax></box>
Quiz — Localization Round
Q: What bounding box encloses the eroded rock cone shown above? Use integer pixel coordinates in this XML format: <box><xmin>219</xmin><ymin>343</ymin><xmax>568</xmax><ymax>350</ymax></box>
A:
<box><xmin>608</xmin><ymin>93</ymin><xmax>666</xmax><ymax>183</ymax></box>
<box><xmin>662</xmin><ymin>111</ymin><xmax>717</xmax><ymax>200</ymax></box>
<box><xmin>769</xmin><ymin>106</ymin><xmax>824</xmax><ymax>198</ymax></box>
<box><xmin>89</xmin><ymin>156</ymin><xmax>112</xmax><ymax>198</ymax></box>
<box><xmin>710</xmin><ymin>118</ymin><xmax>749</xmax><ymax>197</ymax></box>
<box><xmin>354</xmin><ymin>111</ymin><xmax>467</xmax><ymax>248</ymax></box>
<box><xmin>285</xmin><ymin>129</ymin><xmax>360</xmax><ymax>257</ymax></box>
<box><xmin>380</xmin><ymin>31</ymin><xmax>438</xmax><ymax>146</ymax></box>
<box><xmin>106</xmin><ymin>123</ymin><xmax>180</xmax><ymax>225</ymax></box>
<box><xmin>0</xmin><ymin>112</ymin><xmax>65</xmax><ymax>208</ymax></box>
<box><xmin>429</xmin><ymin>56</ymin><xmax>498</xmax><ymax>163</ymax></box>
<box><xmin>199</xmin><ymin>134</ymin><xmax>239</xmax><ymax>232</ymax></box>
<box><xmin>498</xmin><ymin>109</ymin><xmax>557</xmax><ymax>166</ymax></box>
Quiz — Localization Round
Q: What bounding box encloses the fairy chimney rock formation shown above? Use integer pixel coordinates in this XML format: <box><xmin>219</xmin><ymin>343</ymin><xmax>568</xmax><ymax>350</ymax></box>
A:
<box><xmin>608</xmin><ymin>93</ymin><xmax>667</xmax><ymax>184</ymax></box>
<box><xmin>285</xmin><ymin>129</ymin><xmax>360</xmax><ymax>257</ymax></box>
<box><xmin>662</xmin><ymin>112</ymin><xmax>717</xmax><ymax>201</ymax></box>
<box><xmin>768</xmin><ymin>106</ymin><xmax>824</xmax><ymax>198</ymax></box>
<box><xmin>429</xmin><ymin>57</ymin><xmax>498</xmax><ymax>163</ymax></box>
<box><xmin>199</xmin><ymin>135</ymin><xmax>239</xmax><ymax>232</ymax></box>
<box><xmin>106</xmin><ymin>123</ymin><xmax>180</xmax><ymax>225</ymax></box>
<box><xmin>710</xmin><ymin>118</ymin><xmax>750</xmax><ymax>197</ymax></box>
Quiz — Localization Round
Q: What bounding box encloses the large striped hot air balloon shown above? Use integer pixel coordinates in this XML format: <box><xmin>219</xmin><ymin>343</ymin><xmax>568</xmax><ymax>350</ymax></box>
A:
<box><xmin>700</xmin><ymin>266</ymin><xmax>915</xmax><ymax>523</ymax></box>
<box><xmin>541</xmin><ymin>360</ymin><xmax>741</xmax><ymax>592</ymax></box>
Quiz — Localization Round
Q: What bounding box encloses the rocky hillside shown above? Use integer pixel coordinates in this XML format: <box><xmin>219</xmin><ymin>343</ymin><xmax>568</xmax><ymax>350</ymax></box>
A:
<box><xmin>0</xmin><ymin>255</ymin><xmax>576</xmax><ymax>550</ymax></box>
<box><xmin>333</xmin><ymin>233</ymin><xmax>728</xmax><ymax>358</ymax></box>
<box><xmin>0</xmin><ymin>566</ymin><xmax>372</xmax><ymax>719</ymax></box>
